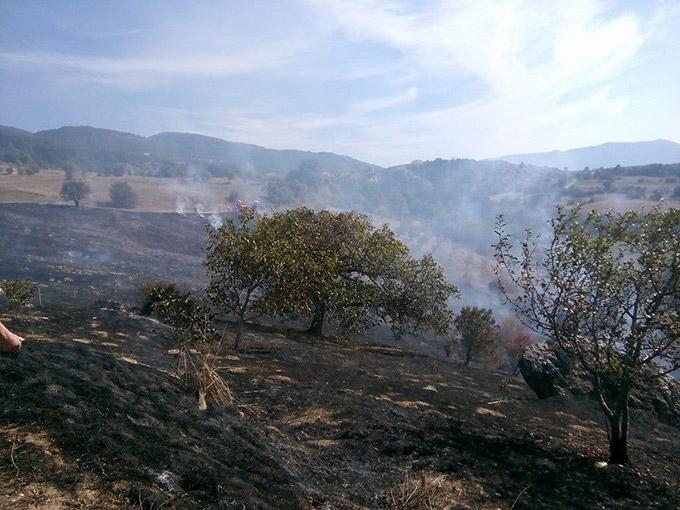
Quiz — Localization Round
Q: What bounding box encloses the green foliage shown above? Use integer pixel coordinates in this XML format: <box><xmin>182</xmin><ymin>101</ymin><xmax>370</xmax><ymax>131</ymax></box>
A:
<box><xmin>264</xmin><ymin>177</ymin><xmax>305</xmax><ymax>206</ymax></box>
<box><xmin>454</xmin><ymin>306</ymin><xmax>500</xmax><ymax>366</ymax></box>
<box><xmin>109</xmin><ymin>181</ymin><xmax>138</xmax><ymax>209</ymax></box>
<box><xmin>205</xmin><ymin>208</ymin><xmax>300</xmax><ymax>348</ymax></box>
<box><xmin>205</xmin><ymin>207</ymin><xmax>457</xmax><ymax>341</ymax></box>
<box><xmin>140</xmin><ymin>282</ymin><xmax>214</xmax><ymax>344</ymax></box>
<box><xmin>0</xmin><ymin>279</ymin><xmax>38</xmax><ymax>308</ymax></box>
<box><xmin>494</xmin><ymin>206</ymin><xmax>680</xmax><ymax>463</ymax></box>
<box><xmin>59</xmin><ymin>180</ymin><xmax>91</xmax><ymax>207</ymax></box>
<box><xmin>264</xmin><ymin>208</ymin><xmax>457</xmax><ymax>336</ymax></box>
<box><xmin>139</xmin><ymin>282</ymin><xmax>182</xmax><ymax>316</ymax></box>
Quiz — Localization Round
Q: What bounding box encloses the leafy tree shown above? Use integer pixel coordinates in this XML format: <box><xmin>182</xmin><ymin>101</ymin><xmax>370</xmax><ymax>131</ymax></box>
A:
<box><xmin>206</xmin><ymin>207</ymin><xmax>457</xmax><ymax>344</ymax></box>
<box><xmin>264</xmin><ymin>177</ymin><xmax>305</xmax><ymax>207</ymax></box>
<box><xmin>266</xmin><ymin>208</ymin><xmax>457</xmax><ymax>337</ymax></box>
<box><xmin>205</xmin><ymin>208</ymin><xmax>296</xmax><ymax>349</ymax></box>
<box><xmin>139</xmin><ymin>281</ymin><xmax>182</xmax><ymax>316</ymax></box>
<box><xmin>109</xmin><ymin>181</ymin><xmax>138</xmax><ymax>209</ymax></box>
<box><xmin>454</xmin><ymin>306</ymin><xmax>500</xmax><ymax>366</ymax></box>
<box><xmin>59</xmin><ymin>180</ymin><xmax>90</xmax><ymax>207</ymax></box>
<box><xmin>494</xmin><ymin>206</ymin><xmax>680</xmax><ymax>464</ymax></box>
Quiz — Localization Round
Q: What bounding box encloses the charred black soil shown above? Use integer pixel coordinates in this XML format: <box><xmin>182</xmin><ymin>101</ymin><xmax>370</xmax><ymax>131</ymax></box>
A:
<box><xmin>1</xmin><ymin>304</ymin><xmax>679</xmax><ymax>509</ymax></box>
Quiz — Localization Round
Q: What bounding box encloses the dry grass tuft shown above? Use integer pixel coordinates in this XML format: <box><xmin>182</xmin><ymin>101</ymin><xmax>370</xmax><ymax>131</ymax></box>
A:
<box><xmin>177</xmin><ymin>341</ymin><xmax>234</xmax><ymax>409</ymax></box>
<box><xmin>384</xmin><ymin>471</ymin><xmax>459</xmax><ymax>510</ymax></box>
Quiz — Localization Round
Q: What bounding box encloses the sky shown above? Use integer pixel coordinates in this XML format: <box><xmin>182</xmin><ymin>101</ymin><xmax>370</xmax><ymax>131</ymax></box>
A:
<box><xmin>1</xmin><ymin>0</ymin><xmax>679</xmax><ymax>166</ymax></box>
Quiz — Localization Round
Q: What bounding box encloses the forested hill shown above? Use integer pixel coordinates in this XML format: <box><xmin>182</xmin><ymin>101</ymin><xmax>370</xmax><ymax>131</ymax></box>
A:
<box><xmin>0</xmin><ymin>125</ymin><xmax>379</xmax><ymax>175</ymax></box>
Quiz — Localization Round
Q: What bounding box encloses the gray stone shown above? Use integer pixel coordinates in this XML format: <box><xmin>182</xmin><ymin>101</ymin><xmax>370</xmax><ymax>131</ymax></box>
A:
<box><xmin>518</xmin><ymin>342</ymin><xmax>571</xmax><ymax>399</ymax></box>
<box><xmin>518</xmin><ymin>342</ymin><xmax>680</xmax><ymax>427</ymax></box>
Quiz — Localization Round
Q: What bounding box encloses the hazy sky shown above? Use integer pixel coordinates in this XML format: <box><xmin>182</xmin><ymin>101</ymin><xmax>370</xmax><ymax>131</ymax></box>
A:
<box><xmin>1</xmin><ymin>0</ymin><xmax>679</xmax><ymax>166</ymax></box>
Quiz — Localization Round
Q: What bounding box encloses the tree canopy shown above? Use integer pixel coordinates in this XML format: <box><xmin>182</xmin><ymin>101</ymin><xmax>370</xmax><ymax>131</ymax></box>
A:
<box><xmin>59</xmin><ymin>180</ymin><xmax>91</xmax><ymax>207</ymax></box>
<box><xmin>454</xmin><ymin>306</ymin><xmax>500</xmax><ymax>366</ymax></box>
<box><xmin>494</xmin><ymin>205</ymin><xmax>680</xmax><ymax>464</ymax></box>
<box><xmin>205</xmin><ymin>208</ymin><xmax>457</xmax><ymax>343</ymax></box>
<box><xmin>109</xmin><ymin>181</ymin><xmax>138</xmax><ymax>209</ymax></box>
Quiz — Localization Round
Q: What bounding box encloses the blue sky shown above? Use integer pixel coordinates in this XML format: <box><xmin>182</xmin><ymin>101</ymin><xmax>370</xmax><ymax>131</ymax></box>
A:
<box><xmin>1</xmin><ymin>0</ymin><xmax>679</xmax><ymax>166</ymax></box>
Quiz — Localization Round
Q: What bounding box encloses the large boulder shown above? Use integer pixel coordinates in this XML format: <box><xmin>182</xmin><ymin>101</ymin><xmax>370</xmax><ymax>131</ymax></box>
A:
<box><xmin>638</xmin><ymin>370</ymin><xmax>680</xmax><ymax>427</ymax></box>
<box><xmin>517</xmin><ymin>343</ymin><xmax>572</xmax><ymax>399</ymax></box>
<box><xmin>519</xmin><ymin>342</ymin><xmax>680</xmax><ymax>427</ymax></box>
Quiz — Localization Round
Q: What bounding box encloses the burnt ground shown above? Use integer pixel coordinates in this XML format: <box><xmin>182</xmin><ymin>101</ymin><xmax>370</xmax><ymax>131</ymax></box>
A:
<box><xmin>1</xmin><ymin>304</ymin><xmax>679</xmax><ymax>509</ymax></box>
<box><xmin>0</xmin><ymin>204</ymin><xmax>212</xmax><ymax>305</ymax></box>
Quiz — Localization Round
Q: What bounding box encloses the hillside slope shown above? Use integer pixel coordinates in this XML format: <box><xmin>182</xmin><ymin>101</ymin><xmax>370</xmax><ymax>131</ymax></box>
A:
<box><xmin>1</xmin><ymin>304</ymin><xmax>679</xmax><ymax>509</ymax></box>
<box><xmin>1</xmin><ymin>125</ymin><xmax>377</xmax><ymax>174</ymax></box>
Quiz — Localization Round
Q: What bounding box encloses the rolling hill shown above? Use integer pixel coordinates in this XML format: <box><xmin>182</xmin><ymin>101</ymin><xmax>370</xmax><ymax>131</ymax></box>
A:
<box><xmin>1</xmin><ymin>125</ymin><xmax>379</xmax><ymax>175</ymax></box>
<box><xmin>495</xmin><ymin>139</ymin><xmax>680</xmax><ymax>170</ymax></box>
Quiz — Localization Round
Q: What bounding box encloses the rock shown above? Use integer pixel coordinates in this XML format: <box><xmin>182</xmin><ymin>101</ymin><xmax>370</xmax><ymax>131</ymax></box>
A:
<box><xmin>519</xmin><ymin>343</ymin><xmax>680</xmax><ymax>427</ymax></box>
<box><xmin>518</xmin><ymin>343</ymin><xmax>572</xmax><ymax>399</ymax></box>
<box><xmin>642</xmin><ymin>370</ymin><xmax>680</xmax><ymax>427</ymax></box>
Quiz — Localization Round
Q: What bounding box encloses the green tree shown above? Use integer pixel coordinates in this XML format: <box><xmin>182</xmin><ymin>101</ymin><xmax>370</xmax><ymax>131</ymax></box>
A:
<box><xmin>454</xmin><ymin>306</ymin><xmax>500</xmax><ymax>366</ymax></box>
<box><xmin>494</xmin><ymin>206</ymin><xmax>680</xmax><ymax>464</ymax></box>
<box><xmin>59</xmin><ymin>180</ymin><xmax>90</xmax><ymax>207</ymax></box>
<box><xmin>266</xmin><ymin>208</ymin><xmax>457</xmax><ymax>337</ymax></box>
<box><xmin>205</xmin><ymin>207</ymin><xmax>457</xmax><ymax>344</ymax></box>
<box><xmin>109</xmin><ymin>181</ymin><xmax>138</xmax><ymax>209</ymax></box>
<box><xmin>205</xmin><ymin>208</ymin><xmax>296</xmax><ymax>349</ymax></box>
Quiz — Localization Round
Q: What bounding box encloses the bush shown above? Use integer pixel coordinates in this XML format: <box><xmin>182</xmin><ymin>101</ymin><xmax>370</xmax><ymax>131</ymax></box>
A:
<box><xmin>0</xmin><ymin>280</ymin><xmax>38</xmax><ymax>308</ymax></box>
<box><xmin>109</xmin><ymin>182</ymin><xmax>138</xmax><ymax>209</ymax></box>
<box><xmin>139</xmin><ymin>282</ymin><xmax>183</xmax><ymax>316</ymax></box>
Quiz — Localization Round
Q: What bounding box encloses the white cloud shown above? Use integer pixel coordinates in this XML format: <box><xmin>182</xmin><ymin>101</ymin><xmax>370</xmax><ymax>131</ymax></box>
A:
<box><xmin>302</xmin><ymin>0</ymin><xmax>651</xmax><ymax>160</ymax></box>
<box><xmin>0</xmin><ymin>43</ymin><xmax>303</xmax><ymax>77</ymax></box>
<box><xmin>352</xmin><ymin>87</ymin><xmax>418</xmax><ymax>112</ymax></box>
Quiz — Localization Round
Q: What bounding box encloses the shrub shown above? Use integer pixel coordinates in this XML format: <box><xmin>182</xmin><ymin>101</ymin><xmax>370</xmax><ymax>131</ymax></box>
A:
<box><xmin>139</xmin><ymin>282</ymin><xmax>231</xmax><ymax>409</ymax></box>
<box><xmin>109</xmin><ymin>182</ymin><xmax>138</xmax><ymax>209</ymax></box>
<box><xmin>139</xmin><ymin>282</ymin><xmax>183</xmax><ymax>316</ymax></box>
<box><xmin>0</xmin><ymin>280</ymin><xmax>38</xmax><ymax>308</ymax></box>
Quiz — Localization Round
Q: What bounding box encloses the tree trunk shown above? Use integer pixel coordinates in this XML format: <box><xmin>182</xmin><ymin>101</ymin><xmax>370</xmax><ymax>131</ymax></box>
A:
<box><xmin>608</xmin><ymin>395</ymin><xmax>630</xmax><ymax>464</ymax></box>
<box><xmin>234</xmin><ymin>313</ymin><xmax>244</xmax><ymax>350</ymax></box>
<box><xmin>463</xmin><ymin>345</ymin><xmax>472</xmax><ymax>366</ymax></box>
<box><xmin>308</xmin><ymin>302</ymin><xmax>326</xmax><ymax>336</ymax></box>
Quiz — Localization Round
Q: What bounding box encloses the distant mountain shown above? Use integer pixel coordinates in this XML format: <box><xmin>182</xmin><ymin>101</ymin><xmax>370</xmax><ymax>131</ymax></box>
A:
<box><xmin>0</xmin><ymin>125</ymin><xmax>74</xmax><ymax>165</ymax></box>
<box><xmin>1</xmin><ymin>125</ymin><xmax>378</xmax><ymax>174</ymax></box>
<box><xmin>495</xmin><ymin>140</ymin><xmax>680</xmax><ymax>170</ymax></box>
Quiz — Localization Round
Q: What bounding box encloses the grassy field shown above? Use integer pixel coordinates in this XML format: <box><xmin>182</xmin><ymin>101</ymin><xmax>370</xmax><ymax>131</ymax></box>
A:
<box><xmin>0</xmin><ymin>169</ymin><xmax>262</xmax><ymax>212</ymax></box>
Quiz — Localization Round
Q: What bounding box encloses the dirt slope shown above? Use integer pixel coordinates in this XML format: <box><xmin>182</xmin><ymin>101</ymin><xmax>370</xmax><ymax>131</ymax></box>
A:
<box><xmin>1</xmin><ymin>304</ymin><xmax>679</xmax><ymax>509</ymax></box>
<box><xmin>0</xmin><ymin>305</ymin><xmax>302</xmax><ymax>509</ymax></box>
